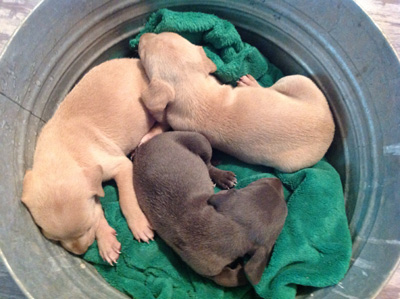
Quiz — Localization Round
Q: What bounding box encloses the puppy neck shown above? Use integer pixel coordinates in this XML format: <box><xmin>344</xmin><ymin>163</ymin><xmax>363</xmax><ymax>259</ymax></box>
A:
<box><xmin>175</xmin><ymin>73</ymin><xmax>232</xmax><ymax>105</ymax></box>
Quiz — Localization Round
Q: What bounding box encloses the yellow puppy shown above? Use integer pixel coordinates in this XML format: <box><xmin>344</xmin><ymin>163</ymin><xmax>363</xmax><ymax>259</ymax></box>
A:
<box><xmin>21</xmin><ymin>58</ymin><xmax>157</xmax><ymax>265</ymax></box>
<box><xmin>138</xmin><ymin>32</ymin><xmax>335</xmax><ymax>172</ymax></box>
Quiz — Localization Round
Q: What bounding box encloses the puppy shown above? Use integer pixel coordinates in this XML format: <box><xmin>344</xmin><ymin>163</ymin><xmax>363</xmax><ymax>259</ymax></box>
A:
<box><xmin>133</xmin><ymin>131</ymin><xmax>287</xmax><ymax>286</ymax></box>
<box><xmin>21</xmin><ymin>58</ymin><xmax>159</xmax><ymax>265</ymax></box>
<box><xmin>138</xmin><ymin>32</ymin><xmax>335</xmax><ymax>173</ymax></box>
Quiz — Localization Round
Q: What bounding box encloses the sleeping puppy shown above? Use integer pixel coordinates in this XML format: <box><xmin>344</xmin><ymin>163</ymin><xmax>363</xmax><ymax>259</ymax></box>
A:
<box><xmin>21</xmin><ymin>58</ymin><xmax>159</xmax><ymax>265</ymax></box>
<box><xmin>138</xmin><ymin>32</ymin><xmax>335</xmax><ymax>173</ymax></box>
<box><xmin>133</xmin><ymin>131</ymin><xmax>287</xmax><ymax>286</ymax></box>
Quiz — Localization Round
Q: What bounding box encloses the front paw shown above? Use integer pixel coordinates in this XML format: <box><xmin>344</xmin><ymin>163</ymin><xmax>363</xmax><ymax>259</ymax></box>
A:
<box><xmin>97</xmin><ymin>227</ymin><xmax>121</xmax><ymax>266</ymax></box>
<box><xmin>210</xmin><ymin>168</ymin><xmax>237</xmax><ymax>189</ymax></box>
<box><xmin>127</xmin><ymin>212</ymin><xmax>154</xmax><ymax>243</ymax></box>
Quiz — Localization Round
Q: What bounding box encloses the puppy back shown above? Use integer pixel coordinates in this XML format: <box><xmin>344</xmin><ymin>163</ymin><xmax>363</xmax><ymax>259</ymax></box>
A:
<box><xmin>133</xmin><ymin>132</ymin><xmax>215</xmax><ymax>231</ymax></box>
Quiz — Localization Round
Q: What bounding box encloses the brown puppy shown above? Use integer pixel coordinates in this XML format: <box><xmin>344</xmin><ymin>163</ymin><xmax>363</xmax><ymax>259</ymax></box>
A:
<box><xmin>21</xmin><ymin>58</ymin><xmax>157</xmax><ymax>265</ymax></box>
<box><xmin>138</xmin><ymin>32</ymin><xmax>335</xmax><ymax>173</ymax></box>
<box><xmin>133</xmin><ymin>131</ymin><xmax>287</xmax><ymax>286</ymax></box>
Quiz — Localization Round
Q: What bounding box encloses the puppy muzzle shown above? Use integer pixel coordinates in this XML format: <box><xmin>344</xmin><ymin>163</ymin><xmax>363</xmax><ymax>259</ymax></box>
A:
<box><xmin>61</xmin><ymin>240</ymin><xmax>90</xmax><ymax>255</ymax></box>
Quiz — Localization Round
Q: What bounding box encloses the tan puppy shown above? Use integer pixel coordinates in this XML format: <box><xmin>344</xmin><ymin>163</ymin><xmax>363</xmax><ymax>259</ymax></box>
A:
<box><xmin>21</xmin><ymin>58</ymin><xmax>156</xmax><ymax>265</ymax></box>
<box><xmin>138</xmin><ymin>32</ymin><xmax>335</xmax><ymax>172</ymax></box>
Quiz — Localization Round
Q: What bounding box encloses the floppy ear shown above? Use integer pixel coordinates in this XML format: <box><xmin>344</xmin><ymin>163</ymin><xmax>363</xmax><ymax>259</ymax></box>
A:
<box><xmin>141</xmin><ymin>78</ymin><xmax>175</xmax><ymax>123</ymax></box>
<box><xmin>21</xmin><ymin>169</ymin><xmax>34</xmax><ymax>205</ymax></box>
<box><xmin>198</xmin><ymin>47</ymin><xmax>217</xmax><ymax>74</ymax></box>
<box><xmin>207</xmin><ymin>189</ymin><xmax>235</xmax><ymax>211</ymax></box>
<box><xmin>266</xmin><ymin>177</ymin><xmax>284</xmax><ymax>195</ymax></box>
<box><xmin>211</xmin><ymin>262</ymin><xmax>248</xmax><ymax>287</ymax></box>
<box><xmin>244</xmin><ymin>246</ymin><xmax>270</xmax><ymax>285</ymax></box>
<box><xmin>83</xmin><ymin>165</ymin><xmax>105</xmax><ymax>197</ymax></box>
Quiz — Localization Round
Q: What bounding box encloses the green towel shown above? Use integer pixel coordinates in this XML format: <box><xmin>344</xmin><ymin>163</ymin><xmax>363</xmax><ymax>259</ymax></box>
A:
<box><xmin>213</xmin><ymin>154</ymin><xmax>352</xmax><ymax>299</ymax></box>
<box><xmin>129</xmin><ymin>8</ymin><xmax>283</xmax><ymax>87</ymax></box>
<box><xmin>82</xmin><ymin>9</ymin><xmax>352</xmax><ymax>299</ymax></box>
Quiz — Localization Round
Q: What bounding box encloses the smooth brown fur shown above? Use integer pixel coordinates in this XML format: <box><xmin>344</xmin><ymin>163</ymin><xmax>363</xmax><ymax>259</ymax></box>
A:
<box><xmin>133</xmin><ymin>131</ymin><xmax>287</xmax><ymax>286</ymax></box>
<box><xmin>138</xmin><ymin>32</ymin><xmax>335</xmax><ymax>173</ymax></box>
<box><xmin>21</xmin><ymin>58</ymin><xmax>158</xmax><ymax>265</ymax></box>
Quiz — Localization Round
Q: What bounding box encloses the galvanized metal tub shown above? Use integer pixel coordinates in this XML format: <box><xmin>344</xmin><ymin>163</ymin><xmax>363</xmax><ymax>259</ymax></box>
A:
<box><xmin>0</xmin><ymin>0</ymin><xmax>399</xmax><ymax>298</ymax></box>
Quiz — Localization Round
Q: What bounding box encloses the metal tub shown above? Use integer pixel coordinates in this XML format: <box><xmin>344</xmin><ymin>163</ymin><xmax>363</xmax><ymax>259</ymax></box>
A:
<box><xmin>0</xmin><ymin>0</ymin><xmax>399</xmax><ymax>298</ymax></box>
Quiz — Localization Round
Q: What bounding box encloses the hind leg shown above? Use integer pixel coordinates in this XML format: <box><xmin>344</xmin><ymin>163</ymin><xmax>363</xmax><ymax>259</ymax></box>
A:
<box><xmin>208</xmin><ymin>166</ymin><xmax>237</xmax><ymax>189</ymax></box>
<box><xmin>176</xmin><ymin>132</ymin><xmax>237</xmax><ymax>189</ymax></box>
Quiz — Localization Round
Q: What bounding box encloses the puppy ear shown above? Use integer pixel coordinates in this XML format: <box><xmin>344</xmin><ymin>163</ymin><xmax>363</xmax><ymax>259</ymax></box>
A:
<box><xmin>21</xmin><ymin>169</ymin><xmax>34</xmax><ymax>205</ymax></box>
<box><xmin>141</xmin><ymin>78</ymin><xmax>175</xmax><ymax>123</ymax></box>
<box><xmin>211</xmin><ymin>262</ymin><xmax>248</xmax><ymax>287</ymax></box>
<box><xmin>83</xmin><ymin>165</ymin><xmax>105</xmax><ymax>197</ymax></box>
<box><xmin>265</xmin><ymin>177</ymin><xmax>284</xmax><ymax>195</ymax></box>
<box><xmin>207</xmin><ymin>189</ymin><xmax>235</xmax><ymax>211</ymax></box>
<box><xmin>198</xmin><ymin>47</ymin><xmax>217</xmax><ymax>74</ymax></box>
<box><xmin>244</xmin><ymin>246</ymin><xmax>270</xmax><ymax>285</ymax></box>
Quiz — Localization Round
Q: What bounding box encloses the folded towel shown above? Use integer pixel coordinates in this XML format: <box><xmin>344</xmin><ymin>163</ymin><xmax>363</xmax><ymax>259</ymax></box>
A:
<box><xmin>213</xmin><ymin>153</ymin><xmax>352</xmax><ymax>299</ymax></box>
<box><xmin>83</xmin><ymin>9</ymin><xmax>352</xmax><ymax>299</ymax></box>
<box><xmin>129</xmin><ymin>8</ymin><xmax>283</xmax><ymax>87</ymax></box>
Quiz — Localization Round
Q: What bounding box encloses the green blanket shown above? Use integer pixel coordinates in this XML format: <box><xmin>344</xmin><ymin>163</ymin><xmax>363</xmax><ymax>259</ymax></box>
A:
<box><xmin>129</xmin><ymin>9</ymin><xmax>283</xmax><ymax>87</ymax></box>
<box><xmin>83</xmin><ymin>9</ymin><xmax>352</xmax><ymax>299</ymax></box>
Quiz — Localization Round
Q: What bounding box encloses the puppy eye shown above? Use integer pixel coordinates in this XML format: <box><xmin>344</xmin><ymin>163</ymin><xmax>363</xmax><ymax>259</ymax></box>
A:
<box><xmin>77</xmin><ymin>226</ymin><xmax>92</xmax><ymax>239</ymax></box>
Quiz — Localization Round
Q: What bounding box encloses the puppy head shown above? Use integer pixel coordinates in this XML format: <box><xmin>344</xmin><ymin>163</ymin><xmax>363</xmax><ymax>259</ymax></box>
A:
<box><xmin>21</xmin><ymin>165</ymin><xmax>105</xmax><ymax>254</ymax></box>
<box><xmin>138</xmin><ymin>32</ymin><xmax>217</xmax><ymax>122</ymax></box>
<box><xmin>209</xmin><ymin>178</ymin><xmax>287</xmax><ymax>241</ymax></box>
<box><xmin>208</xmin><ymin>177</ymin><xmax>287</xmax><ymax>285</ymax></box>
<box><xmin>138</xmin><ymin>32</ymin><xmax>217</xmax><ymax>80</ymax></box>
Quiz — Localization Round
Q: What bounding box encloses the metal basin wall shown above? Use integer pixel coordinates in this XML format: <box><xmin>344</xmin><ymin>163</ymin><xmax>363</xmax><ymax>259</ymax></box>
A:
<box><xmin>0</xmin><ymin>0</ymin><xmax>399</xmax><ymax>298</ymax></box>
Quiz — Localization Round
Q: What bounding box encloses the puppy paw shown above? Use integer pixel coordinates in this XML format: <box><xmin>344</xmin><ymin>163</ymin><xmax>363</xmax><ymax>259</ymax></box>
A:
<box><xmin>139</xmin><ymin>122</ymin><xmax>168</xmax><ymax>146</ymax></box>
<box><xmin>128</xmin><ymin>212</ymin><xmax>154</xmax><ymax>243</ymax></box>
<box><xmin>97</xmin><ymin>227</ymin><xmax>121</xmax><ymax>266</ymax></box>
<box><xmin>236</xmin><ymin>74</ymin><xmax>260</xmax><ymax>87</ymax></box>
<box><xmin>210</xmin><ymin>167</ymin><xmax>237</xmax><ymax>189</ymax></box>
<box><xmin>139</xmin><ymin>132</ymin><xmax>156</xmax><ymax>146</ymax></box>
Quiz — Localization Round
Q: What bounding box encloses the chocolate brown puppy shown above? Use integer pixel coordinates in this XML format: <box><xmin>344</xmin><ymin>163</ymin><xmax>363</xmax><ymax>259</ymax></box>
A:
<box><xmin>133</xmin><ymin>131</ymin><xmax>287</xmax><ymax>286</ymax></box>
